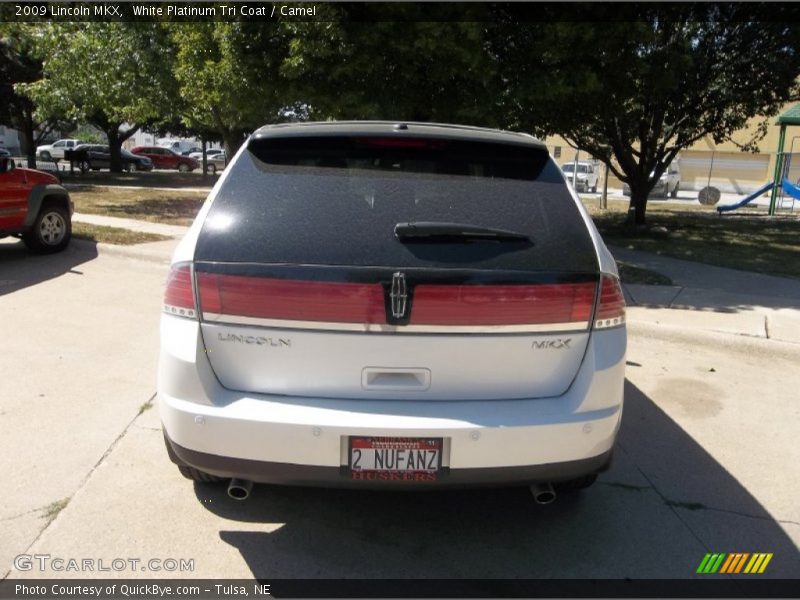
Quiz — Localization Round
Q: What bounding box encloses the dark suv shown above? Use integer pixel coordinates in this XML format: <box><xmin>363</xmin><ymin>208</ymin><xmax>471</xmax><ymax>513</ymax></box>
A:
<box><xmin>159</xmin><ymin>122</ymin><xmax>626</xmax><ymax>502</ymax></box>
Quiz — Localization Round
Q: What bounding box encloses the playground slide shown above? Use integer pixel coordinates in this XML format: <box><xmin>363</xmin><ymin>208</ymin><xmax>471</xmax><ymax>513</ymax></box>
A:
<box><xmin>781</xmin><ymin>178</ymin><xmax>800</xmax><ymax>201</ymax></box>
<box><xmin>717</xmin><ymin>181</ymin><xmax>774</xmax><ymax>213</ymax></box>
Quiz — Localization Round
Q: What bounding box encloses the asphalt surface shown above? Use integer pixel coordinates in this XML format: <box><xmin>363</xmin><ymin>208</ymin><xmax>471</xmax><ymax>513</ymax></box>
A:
<box><xmin>1</xmin><ymin>238</ymin><xmax>798</xmax><ymax>581</ymax></box>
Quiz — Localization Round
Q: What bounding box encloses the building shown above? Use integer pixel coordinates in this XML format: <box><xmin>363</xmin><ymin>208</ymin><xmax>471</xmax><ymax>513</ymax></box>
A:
<box><xmin>0</xmin><ymin>125</ymin><xmax>21</xmax><ymax>155</ymax></box>
<box><xmin>543</xmin><ymin>102</ymin><xmax>800</xmax><ymax>196</ymax></box>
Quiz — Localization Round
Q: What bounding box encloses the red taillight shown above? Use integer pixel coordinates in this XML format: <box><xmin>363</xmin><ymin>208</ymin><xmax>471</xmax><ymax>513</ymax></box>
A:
<box><xmin>594</xmin><ymin>275</ymin><xmax>626</xmax><ymax>329</ymax></box>
<box><xmin>197</xmin><ymin>273</ymin><xmax>385</xmax><ymax>324</ymax></box>
<box><xmin>163</xmin><ymin>264</ymin><xmax>196</xmax><ymax>318</ymax></box>
<box><xmin>410</xmin><ymin>283</ymin><xmax>596</xmax><ymax>326</ymax></box>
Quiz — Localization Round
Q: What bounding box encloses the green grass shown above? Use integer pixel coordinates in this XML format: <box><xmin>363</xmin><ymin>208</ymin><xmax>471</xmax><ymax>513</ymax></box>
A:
<box><xmin>584</xmin><ymin>199</ymin><xmax>800</xmax><ymax>280</ymax></box>
<box><xmin>71</xmin><ymin>186</ymin><xmax>206</xmax><ymax>226</ymax></box>
<box><xmin>42</xmin><ymin>497</ymin><xmax>70</xmax><ymax>525</ymax></box>
<box><xmin>73</xmin><ymin>223</ymin><xmax>172</xmax><ymax>245</ymax></box>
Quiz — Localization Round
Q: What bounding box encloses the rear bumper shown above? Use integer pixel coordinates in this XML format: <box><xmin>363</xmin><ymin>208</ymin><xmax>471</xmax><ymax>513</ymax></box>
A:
<box><xmin>165</xmin><ymin>435</ymin><xmax>614</xmax><ymax>488</ymax></box>
<box><xmin>158</xmin><ymin>316</ymin><xmax>626</xmax><ymax>487</ymax></box>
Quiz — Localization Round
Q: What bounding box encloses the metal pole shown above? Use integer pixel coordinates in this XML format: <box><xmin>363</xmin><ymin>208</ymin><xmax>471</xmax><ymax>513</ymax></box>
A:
<box><xmin>602</xmin><ymin>161</ymin><xmax>609</xmax><ymax>209</ymax></box>
<box><xmin>769</xmin><ymin>124</ymin><xmax>786</xmax><ymax>216</ymax></box>
<box><xmin>201</xmin><ymin>136</ymin><xmax>207</xmax><ymax>176</ymax></box>
<box><xmin>572</xmin><ymin>151</ymin><xmax>579</xmax><ymax>189</ymax></box>
<box><xmin>780</xmin><ymin>135</ymin><xmax>800</xmax><ymax>210</ymax></box>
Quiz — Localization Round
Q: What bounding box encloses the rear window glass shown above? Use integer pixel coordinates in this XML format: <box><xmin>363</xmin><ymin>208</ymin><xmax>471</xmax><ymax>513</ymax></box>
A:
<box><xmin>195</xmin><ymin>135</ymin><xmax>598</xmax><ymax>274</ymax></box>
<box><xmin>249</xmin><ymin>136</ymin><xmax>551</xmax><ymax>181</ymax></box>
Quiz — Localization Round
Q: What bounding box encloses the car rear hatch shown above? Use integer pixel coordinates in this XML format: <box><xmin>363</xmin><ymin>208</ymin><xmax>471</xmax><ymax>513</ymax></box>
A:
<box><xmin>191</xmin><ymin>130</ymin><xmax>603</xmax><ymax>401</ymax></box>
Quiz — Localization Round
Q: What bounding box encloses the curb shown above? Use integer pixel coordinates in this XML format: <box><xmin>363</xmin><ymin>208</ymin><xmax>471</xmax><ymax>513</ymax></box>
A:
<box><xmin>627</xmin><ymin>320</ymin><xmax>800</xmax><ymax>358</ymax></box>
<box><xmin>71</xmin><ymin>237</ymin><xmax>173</xmax><ymax>265</ymax></box>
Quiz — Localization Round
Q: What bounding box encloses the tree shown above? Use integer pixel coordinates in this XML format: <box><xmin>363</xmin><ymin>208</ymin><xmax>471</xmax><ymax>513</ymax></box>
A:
<box><xmin>0</xmin><ymin>24</ymin><xmax>68</xmax><ymax>168</ymax></box>
<box><xmin>493</xmin><ymin>4</ymin><xmax>800</xmax><ymax>224</ymax></box>
<box><xmin>169</xmin><ymin>22</ymin><xmax>291</xmax><ymax>155</ymax></box>
<box><xmin>20</xmin><ymin>23</ymin><xmax>178</xmax><ymax>171</ymax></box>
<box><xmin>281</xmin><ymin>4</ymin><xmax>499</xmax><ymax>125</ymax></box>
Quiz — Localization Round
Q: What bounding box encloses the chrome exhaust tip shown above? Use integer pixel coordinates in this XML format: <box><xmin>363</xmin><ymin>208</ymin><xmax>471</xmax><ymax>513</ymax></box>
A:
<box><xmin>529</xmin><ymin>482</ymin><xmax>556</xmax><ymax>505</ymax></box>
<box><xmin>227</xmin><ymin>478</ymin><xmax>253</xmax><ymax>501</ymax></box>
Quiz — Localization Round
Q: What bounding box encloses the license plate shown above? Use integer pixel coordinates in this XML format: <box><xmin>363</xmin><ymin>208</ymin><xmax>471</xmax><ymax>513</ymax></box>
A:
<box><xmin>348</xmin><ymin>436</ymin><xmax>442</xmax><ymax>481</ymax></box>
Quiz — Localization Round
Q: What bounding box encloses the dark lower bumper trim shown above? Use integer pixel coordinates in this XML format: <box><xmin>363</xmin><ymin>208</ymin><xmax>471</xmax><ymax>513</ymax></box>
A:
<box><xmin>165</xmin><ymin>435</ymin><xmax>614</xmax><ymax>488</ymax></box>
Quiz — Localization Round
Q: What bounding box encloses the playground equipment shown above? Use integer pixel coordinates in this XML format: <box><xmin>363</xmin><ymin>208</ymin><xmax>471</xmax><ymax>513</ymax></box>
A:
<box><xmin>779</xmin><ymin>178</ymin><xmax>800</xmax><ymax>211</ymax></box>
<box><xmin>717</xmin><ymin>178</ymin><xmax>800</xmax><ymax>214</ymax></box>
<box><xmin>767</xmin><ymin>104</ymin><xmax>800</xmax><ymax>215</ymax></box>
<box><xmin>716</xmin><ymin>181</ymin><xmax>774</xmax><ymax>214</ymax></box>
<box><xmin>716</xmin><ymin>103</ymin><xmax>800</xmax><ymax>215</ymax></box>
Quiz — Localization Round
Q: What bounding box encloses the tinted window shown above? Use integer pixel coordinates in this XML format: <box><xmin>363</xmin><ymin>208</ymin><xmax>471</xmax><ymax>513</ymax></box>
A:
<box><xmin>196</xmin><ymin>135</ymin><xmax>598</xmax><ymax>274</ymax></box>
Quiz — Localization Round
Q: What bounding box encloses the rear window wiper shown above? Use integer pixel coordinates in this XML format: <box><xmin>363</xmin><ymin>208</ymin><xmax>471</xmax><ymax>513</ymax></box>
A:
<box><xmin>394</xmin><ymin>221</ymin><xmax>531</xmax><ymax>243</ymax></box>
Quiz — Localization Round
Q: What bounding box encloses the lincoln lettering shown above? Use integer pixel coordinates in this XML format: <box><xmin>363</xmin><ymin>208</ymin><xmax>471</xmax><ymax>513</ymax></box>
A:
<box><xmin>217</xmin><ymin>333</ymin><xmax>291</xmax><ymax>347</ymax></box>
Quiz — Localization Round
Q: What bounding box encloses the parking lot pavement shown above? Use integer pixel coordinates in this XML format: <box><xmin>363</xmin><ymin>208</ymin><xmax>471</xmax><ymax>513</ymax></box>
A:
<box><xmin>2</xmin><ymin>243</ymin><xmax>798</xmax><ymax>580</ymax></box>
<box><xmin>0</xmin><ymin>239</ymin><xmax>167</xmax><ymax>577</ymax></box>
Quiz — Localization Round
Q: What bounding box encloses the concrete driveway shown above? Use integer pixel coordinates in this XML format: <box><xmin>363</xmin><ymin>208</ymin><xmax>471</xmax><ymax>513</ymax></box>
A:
<box><xmin>1</xmin><ymin>239</ymin><xmax>798</xmax><ymax>583</ymax></box>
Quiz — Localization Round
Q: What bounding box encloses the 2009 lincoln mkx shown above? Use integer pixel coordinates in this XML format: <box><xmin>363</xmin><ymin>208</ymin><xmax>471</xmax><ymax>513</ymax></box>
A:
<box><xmin>158</xmin><ymin>121</ymin><xmax>626</xmax><ymax>504</ymax></box>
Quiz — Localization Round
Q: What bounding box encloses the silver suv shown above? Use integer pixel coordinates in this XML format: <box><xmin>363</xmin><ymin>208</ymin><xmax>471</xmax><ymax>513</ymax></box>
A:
<box><xmin>158</xmin><ymin>122</ymin><xmax>626</xmax><ymax>502</ymax></box>
<box><xmin>623</xmin><ymin>161</ymin><xmax>681</xmax><ymax>198</ymax></box>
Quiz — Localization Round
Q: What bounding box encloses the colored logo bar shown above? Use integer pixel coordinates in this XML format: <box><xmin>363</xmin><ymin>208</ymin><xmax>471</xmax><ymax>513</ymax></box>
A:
<box><xmin>697</xmin><ymin>553</ymin><xmax>773</xmax><ymax>574</ymax></box>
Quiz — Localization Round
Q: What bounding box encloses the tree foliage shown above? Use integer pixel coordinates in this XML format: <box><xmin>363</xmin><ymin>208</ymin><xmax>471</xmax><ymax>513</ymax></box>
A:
<box><xmin>0</xmin><ymin>24</ymin><xmax>67</xmax><ymax>167</ymax></box>
<box><xmin>8</xmin><ymin>9</ymin><xmax>800</xmax><ymax>227</ymax></box>
<box><xmin>169</xmin><ymin>22</ymin><xmax>291</xmax><ymax>155</ymax></box>
<box><xmin>282</xmin><ymin>4</ymin><xmax>500</xmax><ymax>125</ymax></box>
<box><xmin>494</xmin><ymin>4</ymin><xmax>800</xmax><ymax>224</ymax></box>
<box><xmin>20</xmin><ymin>23</ymin><xmax>177</xmax><ymax>171</ymax></box>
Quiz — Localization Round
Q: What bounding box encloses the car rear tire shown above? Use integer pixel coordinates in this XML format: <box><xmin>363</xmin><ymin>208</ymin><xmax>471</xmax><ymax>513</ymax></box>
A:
<box><xmin>40</xmin><ymin>151</ymin><xmax>52</xmax><ymax>162</ymax></box>
<box><xmin>554</xmin><ymin>473</ymin><xmax>598</xmax><ymax>492</ymax></box>
<box><xmin>670</xmin><ymin>183</ymin><xmax>679</xmax><ymax>198</ymax></box>
<box><xmin>178</xmin><ymin>163</ymin><xmax>191</xmax><ymax>173</ymax></box>
<box><xmin>591</xmin><ymin>183</ymin><xmax>598</xmax><ymax>193</ymax></box>
<box><xmin>22</xmin><ymin>203</ymin><xmax>71</xmax><ymax>254</ymax></box>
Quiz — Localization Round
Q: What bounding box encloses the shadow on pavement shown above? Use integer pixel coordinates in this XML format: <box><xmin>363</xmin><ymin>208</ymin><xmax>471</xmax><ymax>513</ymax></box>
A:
<box><xmin>192</xmin><ymin>381</ymin><xmax>799</xmax><ymax>580</ymax></box>
<box><xmin>0</xmin><ymin>238</ymin><xmax>98</xmax><ymax>296</ymax></box>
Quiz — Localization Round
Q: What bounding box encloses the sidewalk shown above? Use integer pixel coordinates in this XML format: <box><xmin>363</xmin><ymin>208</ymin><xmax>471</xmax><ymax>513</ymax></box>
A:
<box><xmin>71</xmin><ymin>213</ymin><xmax>186</xmax><ymax>265</ymax></box>
<box><xmin>70</xmin><ymin>213</ymin><xmax>800</xmax><ymax>346</ymax></box>
<box><xmin>73</xmin><ymin>212</ymin><xmax>189</xmax><ymax>238</ymax></box>
<box><xmin>611</xmin><ymin>246</ymin><xmax>800</xmax><ymax>345</ymax></box>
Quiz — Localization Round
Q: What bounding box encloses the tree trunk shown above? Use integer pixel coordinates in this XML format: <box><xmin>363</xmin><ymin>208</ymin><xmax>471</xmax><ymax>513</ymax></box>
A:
<box><xmin>222</xmin><ymin>129</ymin><xmax>245</xmax><ymax>158</ymax></box>
<box><xmin>625</xmin><ymin>178</ymin><xmax>650</xmax><ymax>226</ymax></box>
<box><xmin>22</xmin><ymin>112</ymin><xmax>37</xmax><ymax>169</ymax></box>
<box><xmin>106</xmin><ymin>127</ymin><xmax>124</xmax><ymax>173</ymax></box>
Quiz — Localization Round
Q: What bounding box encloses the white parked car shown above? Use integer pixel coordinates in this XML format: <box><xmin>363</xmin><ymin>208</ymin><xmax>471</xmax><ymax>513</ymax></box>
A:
<box><xmin>561</xmin><ymin>161</ymin><xmax>600</xmax><ymax>193</ymax></box>
<box><xmin>36</xmin><ymin>139</ymin><xmax>82</xmax><ymax>162</ymax></box>
<box><xmin>159</xmin><ymin>122</ymin><xmax>626</xmax><ymax>503</ymax></box>
<box><xmin>623</xmin><ymin>162</ymin><xmax>681</xmax><ymax>198</ymax></box>
<box><xmin>189</xmin><ymin>149</ymin><xmax>226</xmax><ymax>174</ymax></box>
<box><xmin>188</xmin><ymin>148</ymin><xmax>224</xmax><ymax>161</ymax></box>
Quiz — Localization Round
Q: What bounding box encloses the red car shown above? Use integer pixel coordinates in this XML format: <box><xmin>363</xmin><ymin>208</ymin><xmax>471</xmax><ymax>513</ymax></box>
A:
<box><xmin>0</xmin><ymin>154</ymin><xmax>73</xmax><ymax>253</ymax></box>
<box><xmin>130</xmin><ymin>146</ymin><xmax>199</xmax><ymax>172</ymax></box>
